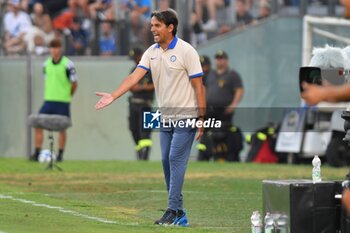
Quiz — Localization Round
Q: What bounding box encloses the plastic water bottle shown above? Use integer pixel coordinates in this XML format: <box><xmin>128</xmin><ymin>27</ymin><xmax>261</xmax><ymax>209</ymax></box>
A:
<box><xmin>264</xmin><ymin>212</ymin><xmax>275</xmax><ymax>233</ymax></box>
<box><xmin>275</xmin><ymin>213</ymin><xmax>288</xmax><ymax>233</ymax></box>
<box><xmin>312</xmin><ymin>155</ymin><xmax>322</xmax><ymax>183</ymax></box>
<box><xmin>250</xmin><ymin>211</ymin><xmax>262</xmax><ymax>233</ymax></box>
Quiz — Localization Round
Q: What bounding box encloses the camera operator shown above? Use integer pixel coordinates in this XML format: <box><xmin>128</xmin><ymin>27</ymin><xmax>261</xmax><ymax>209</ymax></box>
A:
<box><xmin>301</xmin><ymin>81</ymin><xmax>350</xmax><ymax>214</ymax></box>
<box><xmin>343</xmin><ymin>177</ymin><xmax>350</xmax><ymax>215</ymax></box>
<box><xmin>301</xmin><ymin>82</ymin><xmax>350</xmax><ymax>105</ymax></box>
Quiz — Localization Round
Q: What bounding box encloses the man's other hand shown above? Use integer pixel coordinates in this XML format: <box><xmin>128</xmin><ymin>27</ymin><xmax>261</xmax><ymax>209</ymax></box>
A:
<box><xmin>95</xmin><ymin>92</ymin><xmax>114</xmax><ymax>110</ymax></box>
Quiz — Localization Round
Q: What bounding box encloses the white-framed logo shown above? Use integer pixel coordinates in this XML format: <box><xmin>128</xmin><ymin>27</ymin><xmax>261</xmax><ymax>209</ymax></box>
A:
<box><xmin>170</xmin><ymin>55</ymin><xmax>176</xmax><ymax>62</ymax></box>
<box><xmin>143</xmin><ymin>110</ymin><xmax>161</xmax><ymax>129</ymax></box>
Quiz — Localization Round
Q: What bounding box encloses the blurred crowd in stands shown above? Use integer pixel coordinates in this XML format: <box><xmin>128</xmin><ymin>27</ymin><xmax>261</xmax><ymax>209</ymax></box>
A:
<box><xmin>0</xmin><ymin>0</ymin><xmax>347</xmax><ymax>56</ymax></box>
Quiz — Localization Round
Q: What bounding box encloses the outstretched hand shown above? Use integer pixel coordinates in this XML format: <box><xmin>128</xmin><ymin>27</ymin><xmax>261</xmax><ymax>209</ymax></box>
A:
<box><xmin>95</xmin><ymin>92</ymin><xmax>114</xmax><ymax>110</ymax></box>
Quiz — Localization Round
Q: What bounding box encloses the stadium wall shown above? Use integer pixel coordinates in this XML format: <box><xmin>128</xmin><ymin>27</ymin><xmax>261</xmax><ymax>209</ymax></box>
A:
<box><xmin>2</xmin><ymin>17</ymin><xmax>339</xmax><ymax>160</ymax></box>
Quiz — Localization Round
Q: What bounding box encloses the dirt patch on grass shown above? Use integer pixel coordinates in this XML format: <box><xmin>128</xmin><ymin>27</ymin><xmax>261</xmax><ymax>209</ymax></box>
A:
<box><xmin>0</xmin><ymin>172</ymin><xmax>164</xmax><ymax>187</ymax></box>
<box><xmin>108</xmin><ymin>206</ymin><xmax>139</xmax><ymax>215</ymax></box>
<box><xmin>0</xmin><ymin>166</ymin><xmax>346</xmax><ymax>187</ymax></box>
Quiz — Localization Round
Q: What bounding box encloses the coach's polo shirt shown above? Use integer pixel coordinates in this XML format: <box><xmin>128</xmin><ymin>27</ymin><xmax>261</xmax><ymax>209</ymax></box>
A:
<box><xmin>138</xmin><ymin>37</ymin><xmax>203</xmax><ymax>120</ymax></box>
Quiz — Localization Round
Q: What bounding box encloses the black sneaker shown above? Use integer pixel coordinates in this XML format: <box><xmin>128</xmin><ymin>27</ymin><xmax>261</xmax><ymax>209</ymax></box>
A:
<box><xmin>56</xmin><ymin>155</ymin><xmax>63</xmax><ymax>162</ymax></box>
<box><xmin>30</xmin><ymin>148</ymin><xmax>41</xmax><ymax>162</ymax></box>
<box><xmin>56</xmin><ymin>151</ymin><xmax>64</xmax><ymax>162</ymax></box>
<box><xmin>29</xmin><ymin>153</ymin><xmax>39</xmax><ymax>162</ymax></box>
<box><xmin>139</xmin><ymin>147</ymin><xmax>150</xmax><ymax>160</ymax></box>
<box><xmin>154</xmin><ymin>209</ymin><xmax>177</xmax><ymax>225</ymax></box>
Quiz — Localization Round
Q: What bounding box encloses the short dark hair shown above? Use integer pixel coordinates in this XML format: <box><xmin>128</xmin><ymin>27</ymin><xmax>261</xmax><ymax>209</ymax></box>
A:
<box><xmin>49</xmin><ymin>38</ymin><xmax>62</xmax><ymax>48</ymax></box>
<box><xmin>151</xmin><ymin>9</ymin><xmax>178</xmax><ymax>36</ymax></box>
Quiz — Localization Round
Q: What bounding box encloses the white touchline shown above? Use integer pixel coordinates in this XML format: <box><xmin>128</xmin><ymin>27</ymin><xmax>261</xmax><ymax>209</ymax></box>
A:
<box><xmin>0</xmin><ymin>194</ymin><xmax>138</xmax><ymax>226</ymax></box>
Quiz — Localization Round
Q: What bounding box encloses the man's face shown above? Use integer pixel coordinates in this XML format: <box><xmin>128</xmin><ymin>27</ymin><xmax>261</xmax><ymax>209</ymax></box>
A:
<box><xmin>202</xmin><ymin>64</ymin><xmax>210</xmax><ymax>74</ymax></box>
<box><xmin>8</xmin><ymin>3</ymin><xmax>19</xmax><ymax>12</ymax></box>
<box><xmin>33</xmin><ymin>3</ymin><xmax>44</xmax><ymax>15</ymax></box>
<box><xmin>50</xmin><ymin>47</ymin><xmax>62</xmax><ymax>58</ymax></box>
<box><xmin>150</xmin><ymin>16</ymin><xmax>172</xmax><ymax>44</ymax></box>
<box><xmin>101</xmin><ymin>22</ymin><xmax>111</xmax><ymax>35</ymax></box>
<box><xmin>216</xmin><ymin>57</ymin><xmax>228</xmax><ymax>70</ymax></box>
<box><xmin>259</xmin><ymin>7</ymin><xmax>269</xmax><ymax>17</ymax></box>
<box><xmin>236</xmin><ymin>1</ymin><xmax>246</xmax><ymax>15</ymax></box>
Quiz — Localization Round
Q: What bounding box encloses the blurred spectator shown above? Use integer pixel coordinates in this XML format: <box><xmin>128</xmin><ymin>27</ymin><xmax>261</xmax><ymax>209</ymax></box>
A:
<box><xmin>89</xmin><ymin>0</ymin><xmax>115</xmax><ymax>21</ymax></box>
<box><xmin>193</xmin><ymin>0</ymin><xmax>212</xmax><ymax>32</ymax></box>
<box><xmin>121</xmin><ymin>0</ymin><xmax>151</xmax><ymax>20</ymax></box>
<box><xmin>256</xmin><ymin>0</ymin><xmax>271</xmax><ymax>20</ymax></box>
<box><xmin>190</xmin><ymin>10</ymin><xmax>207</xmax><ymax>47</ymax></box>
<box><xmin>31</xmin><ymin>3</ymin><xmax>54</xmax><ymax>36</ymax></box>
<box><xmin>32</xmin><ymin>34</ymin><xmax>49</xmax><ymax>55</ymax></box>
<box><xmin>190</xmin><ymin>0</ymin><xmax>209</xmax><ymax>47</ymax></box>
<box><xmin>67</xmin><ymin>17</ymin><xmax>88</xmax><ymax>55</ymax></box>
<box><xmin>17</xmin><ymin>0</ymin><xmax>29</xmax><ymax>12</ymax></box>
<box><xmin>76</xmin><ymin>0</ymin><xmax>90</xmax><ymax>18</ymax></box>
<box><xmin>127</xmin><ymin>47</ymin><xmax>154</xmax><ymax>160</ymax></box>
<box><xmin>191</xmin><ymin>0</ymin><xmax>220</xmax><ymax>47</ymax></box>
<box><xmin>156</xmin><ymin>0</ymin><xmax>176</xmax><ymax>10</ymax></box>
<box><xmin>198</xmin><ymin>50</ymin><xmax>244</xmax><ymax>161</ymax></box>
<box><xmin>24</xmin><ymin>2</ymin><xmax>54</xmax><ymax>54</ymax></box>
<box><xmin>206</xmin><ymin>50</ymin><xmax>244</xmax><ymax>124</ymax></box>
<box><xmin>8</xmin><ymin>0</ymin><xmax>39</xmax><ymax>12</ymax></box>
<box><xmin>39</xmin><ymin>0</ymin><xmax>69</xmax><ymax>19</ymax></box>
<box><xmin>235</xmin><ymin>0</ymin><xmax>253</xmax><ymax>27</ymax></box>
<box><xmin>99</xmin><ymin>21</ymin><xmax>116</xmax><ymax>56</ymax></box>
<box><xmin>199</xmin><ymin>55</ymin><xmax>211</xmax><ymax>85</ymax></box>
<box><xmin>218</xmin><ymin>0</ymin><xmax>253</xmax><ymax>34</ymax></box>
<box><xmin>246</xmin><ymin>0</ymin><xmax>253</xmax><ymax>9</ymax></box>
<box><xmin>156</xmin><ymin>0</ymin><xmax>171</xmax><ymax>10</ymax></box>
<box><xmin>197</xmin><ymin>55</ymin><xmax>211</xmax><ymax>161</ymax></box>
<box><xmin>341</xmin><ymin>0</ymin><xmax>350</xmax><ymax>19</ymax></box>
<box><xmin>195</xmin><ymin>0</ymin><xmax>227</xmax><ymax>32</ymax></box>
<box><xmin>120</xmin><ymin>0</ymin><xmax>151</xmax><ymax>46</ymax></box>
<box><xmin>52</xmin><ymin>0</ymin><xmax>79</xmax><ymax>32</ymax></box>
<box><xmin>3</xmin><ymin>0</ymin><xmax>32</xmax><ymax>55</ymax></box>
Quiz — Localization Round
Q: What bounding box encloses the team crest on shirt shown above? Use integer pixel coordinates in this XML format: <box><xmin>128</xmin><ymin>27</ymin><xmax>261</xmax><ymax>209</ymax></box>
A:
<box><xmin>170</xmin><ymin>55</ymin><xmax>176</xmax><ymax>62</ymax></box>
<box><xmin>218</xmin><ymin>79</ymin><xmax>225</xmax><ymax>88</ymax></box>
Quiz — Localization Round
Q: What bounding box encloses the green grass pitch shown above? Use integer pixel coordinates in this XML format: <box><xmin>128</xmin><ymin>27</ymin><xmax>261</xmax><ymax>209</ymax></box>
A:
<box><xmin>0</xmin><ymin>158</ymin><xmax>348</xmax><ymax>233</ymax></box>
